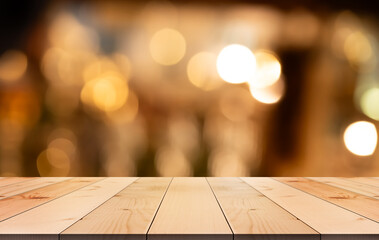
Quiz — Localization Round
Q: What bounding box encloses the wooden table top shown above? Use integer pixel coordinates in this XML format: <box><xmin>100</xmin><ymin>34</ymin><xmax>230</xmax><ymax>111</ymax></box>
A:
<box><xmin>0</xmin><ymin>177</ymin><xmax>378</xmax><ymax>240</ymax></box>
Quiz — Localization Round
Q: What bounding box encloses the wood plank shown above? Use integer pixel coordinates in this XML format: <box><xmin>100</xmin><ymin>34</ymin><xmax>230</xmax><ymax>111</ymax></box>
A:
<box><xmin>309</xmin><ymin>177</ymin><xmax>379</xmax><ymax>200</ymax></box>
<box><xmin>0</xmin><ymin>177</ymin><xmax>71</xmax><ymax>200</ymax></box>
<box><xmin>0</xmin><ymin>178</ymin><xmax>34</xmax><ymax>188</ymax></box>
<box><xmin>276</xmin><ymin>177</ymin><xmax>379</xmax><ymax>222</ymax></box>
<box><xmin>207</xmin><ymin>177</ymin><xmax>319</xmax><ymax>240</ymax></box>
<box><xmin>0</xmin><ymin>177</ymin><xmax>101</xmax><ymax>222</ymax></box>
<box><xmin>0</xmin><ymin>177</ymin><xmax>137</xmax><ymax>240</ymax></box>
<box><xmin>344</xmin><ymin>178</ymin><xmax>379</xmax><ymax>188</ymax></box>
<box><xmin>241</xmin><ymin>177</ymin><xmax>379</xmax><ymax>239</ymax></box>
<box><xmin>62</xmin><ymin>177</ymin><xmax>172</xmax><ymax>240</ymax></box>
<box><xmin>148</xmin><ymin>177</ymin><xmax>232</xmax><ymax>240</ymax></box>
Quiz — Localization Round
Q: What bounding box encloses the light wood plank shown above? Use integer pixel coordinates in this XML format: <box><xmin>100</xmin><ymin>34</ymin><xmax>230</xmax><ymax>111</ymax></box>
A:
<box><xmin>0</xmin><ymin>177</ymin><xmax>137</xmax><ymax>240</ymax></box>
<box><xmin>276</xmin><ymin>177</ymin><xmax>379</xmax><ymax>222</ymax></box>
<box><xmin>309</xmin><ymin>177</ymin><xmax>379</xmax><ymax>200</ymax></box>
<box><xmin>344</xmin><ymin>178</ymin><xmax>379</xmax><ymax>188</ymax></box>
<box><xmin>148</xmin><ymin>177</ymin><xmax>232</xmax><ymax>240</ymax></box>
<box><xmin>0</xmin><ymin>178</ymin><xmax>34</xmax><ymax>188</ymax></box>
<box><xmin>0</xmin><ymin>177</ymin><xmax>101</xmax><ymax>222</ymax></box>
<box><xmin>207</xmin><ymin>177</ymin><xmax>319</xmax><ymax>240</ymax></box>
<box><xmin>62</xmin><ymin>177</ymin><xmax>171</xmax><ymax>240</ymax></box>
<box><xmin>241</xmin><ymin>177</ymin><xmax>379</xmax><ymax>239</ymax></box>
<box><xmin>0</xmin><ymin>177</ymin><xmax>71</xmax><ymax>200</ymax></box>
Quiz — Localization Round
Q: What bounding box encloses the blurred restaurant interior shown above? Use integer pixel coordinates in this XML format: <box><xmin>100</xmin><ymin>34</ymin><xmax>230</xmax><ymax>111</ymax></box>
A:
<box><xmin>0</xmin><ymin>0</ymin><xmax>379</xmax><ymax>177</ymax></box>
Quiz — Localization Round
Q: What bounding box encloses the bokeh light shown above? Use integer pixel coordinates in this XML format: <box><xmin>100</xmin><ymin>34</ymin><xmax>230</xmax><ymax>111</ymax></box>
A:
<box><xmin>187</xmin><ymin>52</ymin><xmax>222</xmax><ymax>91</ymax></box>
<box><xmin>0</xmin><ymin>50</ymin><xmax>27</xmax><ymax>83</ymax></box>
<box><xmin>344</xmin><ymin>31</ymin><xmax>373</xmax><ymax>65</ymax></box>
<box><xmin>37</xmin><ymin>148</ymin><xmax>71</xmax><ymax>177</ymax></box>
<box><xmin>81</xmin><ymin>73</ymin><xmax>129</xmax><ymax>112</ymax></box>
<box><xmin>249</xmin><ymin>77</ymin><xmax>285</xmax><ymax>104</ymax></box>
<box><xmin>216</xmin><ymin>44</ymin><xmax>256</xmax><ymax>84</ymax></box>
<box><xmin>360</xmin><ymin>87</ymin><xmax>379</xmax><ymax>121</ymax></box>
<box><xmin>149</xmin><ymin>28</ymin><xmax>186</xmax><ymax>65</ymax></box>
<box><xmin>343</xmin><ymin>121</ymin><xmax>377</xmax><ymax>156</ymax></box>
<box><xmin>249</xmin><ymin>50</ymin><xmax>281</xmax><ymax>88</ymax></box>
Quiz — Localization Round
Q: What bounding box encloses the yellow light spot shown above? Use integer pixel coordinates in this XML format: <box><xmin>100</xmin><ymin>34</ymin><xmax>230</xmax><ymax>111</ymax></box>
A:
<box><xmin>0</xmin><ymin>50</ymin><xmax>27</xmax><ymax>83</ymax></box>
<box><xmin>37</xmin><ymin>148</ymin><xmax>71</xmax><ymax>177</ymax></box>
<box><xmin>344</xmin><ymin>31</ymin><xmax>372</xmax><ymax>65</ymax></box>
<box><xmin>344</xmin><ymin>121</ymin><xmax>377</xmax><ymax>156</ymax></box>
<box><xmin>216</xmin><ymin>44</ymin><xmax>256</xmax><ymax>84</ymax></box>
<box><xmin>187</xmin><ymin>52</ymin><xmax>221</xmax><ymax>91</ymax></box>
<box><xmin>361</xmin><ymin>88</ymin><xmax>379</xmax><ymax>121</ymax></box>
<box><xmin>81</xmin><ymin>72</ymin><xmax>128</xmax><ymax>112</ymax></box>
<box><xmin>250</xmin><ymin>50</ymin><xmax>281</xmax><ymax>88</ymax></box>
<box><xmin>149</xmin><ymin>28</ymin><xmax>186</xmax><ymax>65</ymax></box>
<box><xmin>249</xmin><ymin>78</ymin><xmax>285</xmax><ymax>104</ymax></box>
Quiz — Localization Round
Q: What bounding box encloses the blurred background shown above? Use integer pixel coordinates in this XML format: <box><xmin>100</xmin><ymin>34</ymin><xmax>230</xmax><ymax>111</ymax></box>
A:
<box><xmin>0</xmin><ymin>0</ymin><xmax>379</xmax><ymax>177</ymax></box>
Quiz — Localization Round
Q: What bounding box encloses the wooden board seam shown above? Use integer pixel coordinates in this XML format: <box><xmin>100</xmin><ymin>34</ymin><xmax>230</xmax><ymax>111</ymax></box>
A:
<box><xmin>239</xmin><ymin>177</ymin><xmax>321</xmax><ymax>235</ymax></box>
<box><xmin>0</xmin><ymin>177</ymin><xmax>104</xmax><ymax>223</ymax></box>
<box><xmin>274</xmin><ymin>178</ymin><xmax>379</xmax><ymax>224</ymax></box>
<box><xmin>146</xmin><ymin>177</ymin><xmax>173</xmax><ymax>239</ymax></box>
<box><xmin>57</xmin><ymin>177</ymin><xmax>140</xmax><ymax>236</ymax></box>
<box><xmin>206</xmin><ymin>177</ymin><xmax>235</xmax><ymax>238</ymax></box>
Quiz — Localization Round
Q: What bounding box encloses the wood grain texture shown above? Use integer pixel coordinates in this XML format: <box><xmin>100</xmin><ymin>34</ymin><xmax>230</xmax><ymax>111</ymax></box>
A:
<box><xmin>344</xmin><ymin>178</ymin><xmax>379</xmax><ymax>188</ymax></box>
<box><xmin>0</xmin><ymin>177</ymin><xmax>71</xmax><ymax>200</ymax></box>
<box><xmin>241</xmin><ymin>177</ymin><xmax>379</xmax><ymax>238</ymax></box>
<box><xmin>0</xmin><ymin>177</ymin><xmax>101</xmax><ymax>222</ymax></box>
<box><xmin>207</xmin><ymin>177</ymin><xmax>319</xmax><ymax>240</ymax></box>
<box><xmin>308</xmin><ymin>177</ymin><xmax>379</xmax><ymax>200</ymax></box>
<box><xmin>0</xmin><ymin>178</ymin><xmax>34</xmax><ymax>188</ymax></box>
<box><xmin>0</xmin><ymin>177</ymin><xmax>378</xmax><ymax>240</ymax></box>
<box><xmin>62</xmin><ymin>177</ymin><xmax>171</xmax><ymax>240</ymax></box>
<box><xmin>276</xmin><ymin>177</ymin><xmax>379</xmax><ymax>222</ymax></box>
<box><xmin>0</xmin><ymin>177</ymin><xmax>137</xmax><ymax>240</ymax></box>
<box><xmin>148</xmin><ymin>177</ymin><xmax>232</xmax><ymax>240</ymax></box>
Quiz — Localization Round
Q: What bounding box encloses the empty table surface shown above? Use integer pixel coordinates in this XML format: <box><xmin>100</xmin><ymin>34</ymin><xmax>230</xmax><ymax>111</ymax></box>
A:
<box><xmin>0</xmin><ymin>177</ymin><xmax>378</xmax><ymax>240</ymax></box>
